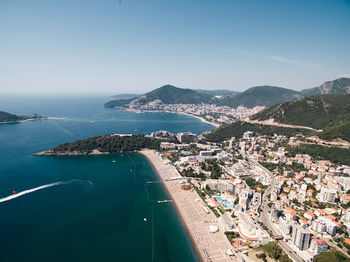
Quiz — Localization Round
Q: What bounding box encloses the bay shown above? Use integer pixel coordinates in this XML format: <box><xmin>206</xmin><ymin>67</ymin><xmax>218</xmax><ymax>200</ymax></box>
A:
<box><xmin>0</xmin><ymin>95</ymin><xmax>214</xmax><ymax>262</ymax></box>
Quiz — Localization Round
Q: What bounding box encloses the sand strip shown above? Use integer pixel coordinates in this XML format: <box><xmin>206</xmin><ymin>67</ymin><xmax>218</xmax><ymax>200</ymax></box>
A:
<box><xmin>140</xmin><ymin>149</ymin><xmax>235</xmax><ymax>262</ymax></box>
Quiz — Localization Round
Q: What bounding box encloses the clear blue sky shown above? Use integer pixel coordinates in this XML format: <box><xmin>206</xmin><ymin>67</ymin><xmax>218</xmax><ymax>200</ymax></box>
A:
<box><xmin>1</xmin><ymin>0</ymin><xmax>350</xmax><ymax>94</ymax></box>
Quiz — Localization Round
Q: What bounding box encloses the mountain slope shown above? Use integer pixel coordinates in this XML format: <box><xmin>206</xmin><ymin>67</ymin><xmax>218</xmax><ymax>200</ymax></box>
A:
<box><xmin>105</xmin><ymin>85</ymin><xmax>213</xmax><ymax>107</ymax></box>
<box><xmin>205</xmin><ymin>120</ymin><xmax>315</xmax><ymax>142</ymax></box>
<box><xmin>300</xmin><ymin>78</ymin><xmax>350</xmax><ymax>96</ymax></box>
<box><xmin>105</xmin><ymin>78</ymin><xmax>350</xmax><ymax>108</ymax></box>
<box><xmin>216</xmin><ymin>86</ymin><xmax>301</xmax><ymax>108</ymax></box>
<box><xmin>140</xmin><ymin>85</ymin><xmax>212</xmax><ymax>104</ymax></box>
<box><xmin>193</xmin><ymin>89</ymin><xmax>239</xmax><ymax>96</ymax></box>
<box><xmin>251</xmin><ymin>94</ymin><xmax>350</xmax><ymax>141</ymax></box>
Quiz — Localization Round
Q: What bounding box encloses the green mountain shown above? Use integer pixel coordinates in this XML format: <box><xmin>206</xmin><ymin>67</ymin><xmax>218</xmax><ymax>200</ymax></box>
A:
<box><xmin>193</xmin><ymin>89</ymin><xmax>239</xmax><ymax>96</ymax></box>
<box><xmin>216</xmin><ymin>86</ymin><xmax>301</xmax><ymax>108</ymax></box>
<box><xmin>140</xmin><ymin>85</ymin><xmax>212</xmax><ymax>104</ymax></box>
<box><xmin>105</xmin><ymin>78</ymin><xmax>350</xmax><ymax>109</ymax></box>
<box><xmin>105</xmin><ymin>85</ymin><xmax>213</xmax><ymax>107</ymax></box>
<box><xmin>251</xmin><ymin>94</ymin><xmax>350</xmax><ymax>141</ymax></box>
<box><xmin>300</xmin><ymin>78</ymin><xmax>350</xmax><ymax>96</ymax></box>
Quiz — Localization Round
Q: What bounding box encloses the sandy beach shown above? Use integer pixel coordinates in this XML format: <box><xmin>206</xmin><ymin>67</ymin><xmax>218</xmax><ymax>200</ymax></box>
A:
<box><xmin>174</xmin><ymin>112</ymin><xmax>221</xmax><ymax>128</ymax></box>
<box><xmin>123</xmin><ymin>108</ymin><xmax>221</xmax><ymax>128</ymax></box>
<box><xmin>140</xmin><ymin>149</ymin><xmax>235</xmax><ymax>262</ymax></box>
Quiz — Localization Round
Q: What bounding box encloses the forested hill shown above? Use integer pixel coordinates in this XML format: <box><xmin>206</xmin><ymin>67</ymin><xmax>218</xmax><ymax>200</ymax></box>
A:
<box><xmin>251</xmin><ymin>94</ymin><xmax>350</xmax><ymax>142</ymax></box>
<box><xmin>0</xmin><ymin>111</ymin><xmax>43</xmax><ymax>123</ymax></box>
<box><xmin>215</xmin><ymin>85</ymin><xmax>301</xmax><ymax>108</ymax></box>
<box><xmin>300</xmin><ymin>77</ymin><xmax>350</xmax><ymax>96</ymax></box>
<box><xmin>139</xmin><ymin>85</ymin><xmax>213</xmax><ymax>104</ymax></box>
<box><xmin>105</xmin><ymin>85</ymin><xmax>213</xmax><ymax>107</ymax></box>
<box><xmin>105</xmin><ymin>84</ymin><xmax>300</xmax><ymax>108</ymax></box>
<box><xmin>35</xmin><ymin>134</ymin><xmax>161</xmax><ymax>156</ymax></box>
<box><xmin>105</xmin><ymin>77</ymin><xmax>350</xmax><ymax>108</ymax></box>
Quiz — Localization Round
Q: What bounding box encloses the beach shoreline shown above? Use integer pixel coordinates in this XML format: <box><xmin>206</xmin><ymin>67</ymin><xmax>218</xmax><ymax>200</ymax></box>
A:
<box><xmin>120</xmin><ymin>108</ymin><xmax>220</xmax><ymax>128</ymax></box>
<box><xmin>140</xmin><ymin>149</ymin><xmax>204</xmax><ymax>262</ymax></box>
<box><xmin>140</xmin><ymin>149</ymin><xmax>234</xmax><ymax>262</ymax></box>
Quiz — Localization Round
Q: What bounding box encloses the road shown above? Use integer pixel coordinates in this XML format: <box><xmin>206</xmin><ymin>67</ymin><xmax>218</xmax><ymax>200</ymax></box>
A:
<box><xmin>246</xmin><ymin>152</ymin><xmax>305</xmax><ymax>262</ymax></box>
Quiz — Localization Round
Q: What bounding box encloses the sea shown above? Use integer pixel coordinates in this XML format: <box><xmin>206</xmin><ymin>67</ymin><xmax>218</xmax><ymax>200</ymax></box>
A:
<box><xmin>0</xmin><ymin>95</ymin><xmax>215</xmax><ymax>262</ymax></box>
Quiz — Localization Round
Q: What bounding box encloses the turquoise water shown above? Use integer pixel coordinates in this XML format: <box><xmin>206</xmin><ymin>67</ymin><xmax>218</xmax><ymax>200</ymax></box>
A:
<box><xmin>214</xmin><ymin>196</ymin><xmax>233</xmax><ymax>209</ymax></box>
<box><xmin>0</xmin><ymin>95</ymin><xmax>214</xmax><ymax>262</ymax></box>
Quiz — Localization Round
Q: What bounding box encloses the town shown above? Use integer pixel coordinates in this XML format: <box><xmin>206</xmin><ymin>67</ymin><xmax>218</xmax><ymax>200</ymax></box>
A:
<box><xmin>146</xmin><ymin>125</ymin><xmax>350</xmax><ymax>262</ymax></box>
<box><xmin>120</xmin><ymin>98</ymin><xmax>265</xmax><ymax>124</ymax></box>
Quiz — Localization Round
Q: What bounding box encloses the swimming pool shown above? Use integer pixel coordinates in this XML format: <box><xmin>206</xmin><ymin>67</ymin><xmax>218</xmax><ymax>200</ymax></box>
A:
<box><xmin>215</xmin><ymin>196</ymin><xmax>233</xmax><ymax>209</ymax></box>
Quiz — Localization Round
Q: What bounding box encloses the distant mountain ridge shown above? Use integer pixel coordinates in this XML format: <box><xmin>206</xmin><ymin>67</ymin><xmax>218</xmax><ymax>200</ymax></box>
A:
<box><xmin>138</xmin><ymin>85</ymin><xmax>213</xmax><ymax>104</ymax></box>
<box><xmin>105</xmin><ymin>78</ymin><xmax>350</xmax><ymax>109</ymax></box>
<box><xmin>300</xmin><ymin>77</ymin><xmax>350</xmax><ymax>96</ymax></box>
<box><xmin>215</xmin><ymin>85</ymin><xmax>301</xmax><ymax>108</ymax></box>
<box><xmin>193</xmin><ymin>89</ymin><xmax>239</xmax><ymax>96</ymax></box>
<box><xmin>105</xmin><ymin>85</ymin><xmax>214</xmax><ymax>107</ymax></box>
<box><xmin>251</xmin><ymin>94</ymin><xmax>350</xmax><ymax>142</ymax></box>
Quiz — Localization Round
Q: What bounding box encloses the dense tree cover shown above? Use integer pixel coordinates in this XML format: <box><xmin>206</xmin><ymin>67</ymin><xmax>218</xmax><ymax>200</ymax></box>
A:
<box><xmin>243</xmin><ymin>177</ymin><xmax>267</xmax><ymax>192</ymax></box>
<box><xmin>257</xmin><ymin>242</ymin><xmax>292</xmax><ymax>262</ymax></box>
<box><xmin>205</xmin><ymin>121</ymin><xmax>314</xmax><ymax>142</ymax></box>
<box><xmin>180</xmin><ymin>167</ymin><xmax>206</xmax><ymax>179</ymax></box>
<box><xmin>252</xmin><ymin>94</ymin><xmax>350</xmax><ymax>142</ymax></box>
<box><xmin>200</xmin><ymin>160</ymin><xmax>222</xmax><ymax>179</ymax></box>
<box><xmin>320</xmin><ymin>121</ymin><xmax>350</xmax><ymax>142</ymax></box>
<box><xmin>286</xmin><ymin>144</ymin><xmax>350</xmax><ymax>166</ymax></box>
<box><xmin>52</xmin><ymin>134</ymin><xmax>161</xmax><ymax>154</ymax></box>
<box><xmin>260</xmin><ymin>162</ymin><xmax>284</xmax><ymax>174</ymax></box>
<box><xmin>216</xmin><ymin>85</ymin><xmax>301</xmax><ymax>108</ymax></box>
<box><xmin>0</xmin><ymin>111</ymin><xmax>42</xmax><ymax>122</ymax></box>
<box><xmin>313</xmin><ymin>249</ymin><xmax>350</xmax><ymax>262</ymax></box>
<box><xmin>224</xmin><ymin>231</ymin><xmax>240</xmax><ymax>242</ymax></box>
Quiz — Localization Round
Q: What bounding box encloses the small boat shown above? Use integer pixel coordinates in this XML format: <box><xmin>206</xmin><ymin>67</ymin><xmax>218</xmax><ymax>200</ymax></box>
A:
<box><xmin>12</xmin><ymin>190</ymin><xmax>17</xmax><ymax>194</ymax></box>
<box><xmin>144</xmin><ymin>218</ymin><xmax>147</xmax><ymax>222</ymax></box>
<box><xmin>112</xmin><ymin>160</ymin><xmax>116</xmax><ymax>163</ymax></box>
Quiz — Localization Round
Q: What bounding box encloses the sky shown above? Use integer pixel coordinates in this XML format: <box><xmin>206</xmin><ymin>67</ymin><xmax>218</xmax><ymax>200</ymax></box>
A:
<box><xmin>1</xmin><ymin>0</ymin><xmax>350</xmax><ymax>94</ymax></box>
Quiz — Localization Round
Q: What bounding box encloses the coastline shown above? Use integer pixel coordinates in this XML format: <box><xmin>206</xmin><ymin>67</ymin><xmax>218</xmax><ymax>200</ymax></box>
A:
<box><xmin>140</xmin><ymin>149</ymin><xmax>203</xmax><ymax>262</ymax></box>
<box><xmin>0</xmin><ymin>117</ymin><xmax>47</xmax><ymax>125</ymax></box>
<box><xmin>140</xmin><ymin>149</ymin><xmax>234</xmax><ymax>262</ymax></box>
<box><xmin>173</xmin><ymin>111</ymin><xmax>220</xmax><ymax>128</ymax></box>
<box><xmin>120</xmin><ymin>108</ymin><xmax>220</xmax><ymax>128</ymax></box>
<box><xmin>0</xmin><ymin>117</ymin><xmax>66</xmax><ymax>125</ymax></box>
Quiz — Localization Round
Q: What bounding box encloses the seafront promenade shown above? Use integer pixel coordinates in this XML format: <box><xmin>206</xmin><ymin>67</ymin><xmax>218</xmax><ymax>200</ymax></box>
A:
<box><xmin>141</xmin><ymin>149</ymin><xmax>235</xmax><ymax>262</ymax></box>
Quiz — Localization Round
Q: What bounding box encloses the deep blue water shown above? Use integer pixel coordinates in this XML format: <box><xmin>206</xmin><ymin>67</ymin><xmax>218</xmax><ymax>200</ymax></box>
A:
<box><xmin>0</xmin><ymin>95</ymin><xmax>214</xmax><ymax>262</ymax></box>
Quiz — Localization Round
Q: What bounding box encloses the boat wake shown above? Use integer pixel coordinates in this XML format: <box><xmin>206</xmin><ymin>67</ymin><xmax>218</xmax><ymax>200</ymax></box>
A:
<box><xmin>0</xmin><ymin>179</ymin><xmax>93</xmax><ymax>204</ymax></box>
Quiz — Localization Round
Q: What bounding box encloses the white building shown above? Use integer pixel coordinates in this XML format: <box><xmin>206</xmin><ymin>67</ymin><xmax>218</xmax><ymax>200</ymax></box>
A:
<box><xmin>291</xmin><ymin>225</ymin><xmax>311</xmax><ymax>250</ymax></box>
<box><xmin>278</xmin><ymin>216</ymin><xmax>291</xmax><ymax>235</ymax></box>
<box><xmin>318</xmin><ymin>187</ymin><xmax>337</xmax><ymax>203</ymax></box>
<box><xmin>243</xmin><ymin>131</ymin><xmax>254</xmax><ymax>139</ymax></box>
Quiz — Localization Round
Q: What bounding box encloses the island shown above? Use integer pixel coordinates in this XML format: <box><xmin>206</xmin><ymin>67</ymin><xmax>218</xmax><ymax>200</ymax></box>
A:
<box><xmin>0</xmin><ymin>111</ymin><xmax>46</xmax><ymax>124</ymax></box>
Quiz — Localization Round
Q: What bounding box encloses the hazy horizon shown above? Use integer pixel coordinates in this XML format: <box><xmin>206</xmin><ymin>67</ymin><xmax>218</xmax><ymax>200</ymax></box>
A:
<box><xmin>1</xmin><ymin>0</ymin><xmax>350</xmax><ymax>94</ymax></box>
